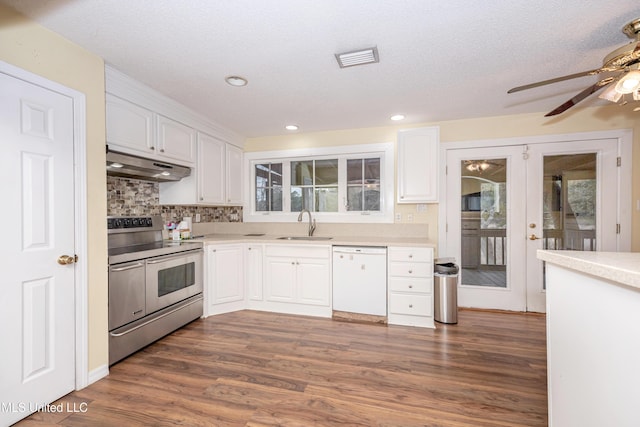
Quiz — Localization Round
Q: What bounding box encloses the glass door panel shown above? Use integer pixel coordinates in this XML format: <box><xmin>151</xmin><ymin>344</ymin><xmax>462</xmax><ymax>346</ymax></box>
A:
<box><xmin>460</xmin><ymin>159</ymin><xmax>507</xmax><ymax>288</ymax></box>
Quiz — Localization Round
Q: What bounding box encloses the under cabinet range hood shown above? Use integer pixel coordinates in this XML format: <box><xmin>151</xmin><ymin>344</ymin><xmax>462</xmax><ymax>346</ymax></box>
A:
<box><xmin>106</xmin><ymin>148</ymin><xmax>191</xmax><ymax>182</ymax></box>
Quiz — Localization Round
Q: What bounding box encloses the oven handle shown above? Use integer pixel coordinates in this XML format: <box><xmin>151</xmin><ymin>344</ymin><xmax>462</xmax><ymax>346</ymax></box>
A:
<box><xmin>146</xmin><ymin>249</ymin><xmax>202</xmax><ymax>264</ymax></box>
<box><xmin>109</xmin><ymin>296</ymin><xmax>203</xmax><ymax>337</ymax></box>
<box><xmin>109</xmin><ymin>262</ymin><xmax>144</xmax><ymax>272</ymax></box>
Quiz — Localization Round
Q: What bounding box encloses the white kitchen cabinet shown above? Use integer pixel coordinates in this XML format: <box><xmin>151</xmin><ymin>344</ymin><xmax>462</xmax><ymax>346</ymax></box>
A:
<box><xmin>397</xmin><ymin>126</ymin><xmax>440</xmax><ymax>203</ymax></box>
<box><xmin>387</xmin><ymin>246</ymin><xmax>435</xmax><ymax>328</ymax></box>
<box><xmin>264</xmin><ymin>244</ymin><xmax>331</xmax><ymax>316</ymax></box>
<box><xmin>206</xmin><ymin>244</ymin><xmax>245</xmax><ymax>315</ymax></box>
<box><xmin>106</xmin><ymin>94</ymin><xmax>195</xmax><ymax>166</ymax></box>
<box><xmin>159</xmin><ymin>132</ymin><xmax>243</xmax><ymax>206</ymax></box>
<box><xmin>225</xmin><ymin>144</ymin><xmax>243</xmax><ymax>205</ymax></box>
<box><xmin>245</xmin><ymin>244</ymin><xmax>264</xmax><ymax>304</ymax></box>
<box><xmin>106</xmin><ymin>94</ymin><xmax>154</xmax><ymax>155</ymax></box>
<box><xmin>156</xmin><ymin>114</ymin><xmax>196</xmax><ymax>164</ymax></box>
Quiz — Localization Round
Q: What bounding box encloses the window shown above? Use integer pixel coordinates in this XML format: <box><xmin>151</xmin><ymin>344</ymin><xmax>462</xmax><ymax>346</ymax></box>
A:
<box><xmin>244</xmin><ymin>143</ymin><xmax>394</xmax><ymax>223</ymax></box>
<box><xmin>291</xmin><ymin>159</ymin><xmax>338</xmax><ymax>212</ymax></box>
<box><xmin>255</xmin><ymin>163</ymin><xmax>283</xmax><ymax>212</ymax></box>
<box><xmin>347</xmin><ymin>158</ymin><xmax>380</xmax><ymax>211</ymax></box>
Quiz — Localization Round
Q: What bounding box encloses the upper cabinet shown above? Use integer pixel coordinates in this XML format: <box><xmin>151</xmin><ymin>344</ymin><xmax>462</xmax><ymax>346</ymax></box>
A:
<box><xmin>156</xmin><ymin>115</ymin><xmax>196</xmax><ymax>164</ymax></box>
<box><xmin>105</xmin><ymin>94</ymin><xmax>154</xmax><ymax>154</ymax></box>
<box><xmin>397</xmin><ymin>126</ymin><xmax>440</xmax><ymax>203</ymax></box>
<box><xmin>225</xmin><ymin>144</ymin><xmax>243</xmax><ymax>205</ymax></box>
<box><xmin>106</xmin><ymin>94</ymin><xmax>195</xmax><ymax>166</ymax></box>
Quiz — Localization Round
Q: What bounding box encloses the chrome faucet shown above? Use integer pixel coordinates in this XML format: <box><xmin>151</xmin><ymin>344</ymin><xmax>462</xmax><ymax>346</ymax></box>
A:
<box><xmin>297</xmin><ymin>209</ymin><xmax>316</xmax><ymax>236</ymax></box>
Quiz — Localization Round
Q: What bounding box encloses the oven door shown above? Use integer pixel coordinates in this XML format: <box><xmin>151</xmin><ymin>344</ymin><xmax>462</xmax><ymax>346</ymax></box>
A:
<box><xmin>145</xmin><ymin>249</ymin><xmax>203</xmax><ymax>314</ymax></box>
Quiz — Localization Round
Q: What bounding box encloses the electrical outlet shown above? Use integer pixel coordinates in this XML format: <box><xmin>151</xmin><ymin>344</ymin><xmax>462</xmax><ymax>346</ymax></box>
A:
<box><xmin>195</xmin><ymin>213</ymin><xmax>201</xmax><ymax>222</ymax></box>
<box><xmin>395</xmin><ymin>213</ymin><xmax>402</xmax><ymax>222</ymax></box>
<box><xmin>407</xmin><ymin>214</ymin><xmax>414</xmax><ymax>222</ymax></box>
<box><xmin>416</xmin><ymin>204</ymin><xmax>427</xmax><ymax>213</ymax></box>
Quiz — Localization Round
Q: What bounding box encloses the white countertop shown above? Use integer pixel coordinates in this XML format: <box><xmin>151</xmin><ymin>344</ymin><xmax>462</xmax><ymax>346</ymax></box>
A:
<box><xmin>537</xmin><ymin>250</ymin><xmax>640</xmax><ymax>290</ymax></box>
<box><xmin>192</xmin><ymin>233</ymin><xmax>435</xmax><ymax>248</ymax></box>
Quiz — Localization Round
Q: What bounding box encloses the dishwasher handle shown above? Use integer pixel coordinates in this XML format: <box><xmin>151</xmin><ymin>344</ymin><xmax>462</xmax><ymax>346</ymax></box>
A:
<box><xmin>332</xmin><ymin>246</ymin><xmax>387</xmax><ymax>255</ymax></box>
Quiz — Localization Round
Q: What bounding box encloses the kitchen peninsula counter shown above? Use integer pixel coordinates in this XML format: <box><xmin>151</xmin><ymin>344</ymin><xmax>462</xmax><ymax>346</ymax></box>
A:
<box><xmin>538</xmin><ymin>250</ymin><xmax>640</xmax><ymax>427</ymax></box>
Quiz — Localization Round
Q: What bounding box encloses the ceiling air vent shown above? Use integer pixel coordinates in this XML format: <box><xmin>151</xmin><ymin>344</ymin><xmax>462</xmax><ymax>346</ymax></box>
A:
<box><xmin>335</xmin><ymin>47</ymin><xmax>379</xmax><ymax>68</ymax></box>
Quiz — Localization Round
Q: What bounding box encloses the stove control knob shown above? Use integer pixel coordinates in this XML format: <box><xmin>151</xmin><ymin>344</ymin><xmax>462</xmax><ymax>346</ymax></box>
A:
<box><xmin>145</xmin><ymin>217</ymin><xmax>153</xmax><ymax>227</ymax></box>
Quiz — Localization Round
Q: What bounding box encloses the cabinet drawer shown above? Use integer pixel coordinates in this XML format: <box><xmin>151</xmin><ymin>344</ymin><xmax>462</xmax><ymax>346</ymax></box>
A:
<box><xmin>388</xmin><ymin>277</ymin><xmax>432</xmax><ymax>294</ymax></box>
<box><xmin>265</xmin><ymin>244</ymin><xmax>329</xmax><ymax>259</ymax></box>
<box><xmin>388</xmin><ymin>293</ymin><xmax>433</xmax><ymax>317</ymax></box>
<box><xmin>388</xmin><ymin>262</ymin><xmax>432</xmax><ymax>278</ymax></box>
<box><xmin>388</xmin><ymin>247</ymin><xmax>433</xmax><ymax>263</ymax></box>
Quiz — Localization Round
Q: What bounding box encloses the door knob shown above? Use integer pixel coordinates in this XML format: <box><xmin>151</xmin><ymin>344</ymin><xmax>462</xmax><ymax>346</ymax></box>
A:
<box><xmin>57</xmin><ymin>254</ymin><xmax>77</xmax><ymax>265</ymax></box>
<box><xmin>529</xmin><ymin>234</ymin><xmax>541</xmax><ymax>241</ymax></box>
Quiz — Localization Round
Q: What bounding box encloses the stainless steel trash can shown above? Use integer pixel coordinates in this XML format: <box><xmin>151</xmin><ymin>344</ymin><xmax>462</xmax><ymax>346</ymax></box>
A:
<box><xmin>434</xmin><ymin>262</ymin><xmax>459</xmax><ymax>324</ymax></box>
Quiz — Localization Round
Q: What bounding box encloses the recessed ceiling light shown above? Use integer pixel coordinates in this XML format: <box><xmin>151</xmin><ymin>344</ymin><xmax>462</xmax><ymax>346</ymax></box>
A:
<box><xmin>109</xmin><ymin>162</ymin><xmax>123</xmax><ymax>168</ymax></box>
<box><xmin>161</xmin><ymin>171</ymin><xmax>171</xmax><ymax>176</ymax></box>
<box><xmin>285</xmin><ymin>125</ymin><xmax>299</xmax><ymax>131</ymax></box>
<box><xmin>225</xmin><ymin>76</ymin><xmax>248</xmax><ymax>87</ymax></box>
<box><xmin>390</xmin><ymin>114</ymin><xmax>405</xmax><ymax>121</ymax></box>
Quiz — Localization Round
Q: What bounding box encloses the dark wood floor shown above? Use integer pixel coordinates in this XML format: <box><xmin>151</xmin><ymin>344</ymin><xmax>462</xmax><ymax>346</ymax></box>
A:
<box><xmin>16</xmin><ymin>309</ymin><xmax>548</xmax><ymax>426</ymax></box>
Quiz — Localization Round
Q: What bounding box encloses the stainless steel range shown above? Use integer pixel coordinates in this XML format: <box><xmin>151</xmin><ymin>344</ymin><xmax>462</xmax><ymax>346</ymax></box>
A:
<box><xmin>108</xmin><ymin>215</ymin><xmax>203</xmax><ymax>365</ymax></box>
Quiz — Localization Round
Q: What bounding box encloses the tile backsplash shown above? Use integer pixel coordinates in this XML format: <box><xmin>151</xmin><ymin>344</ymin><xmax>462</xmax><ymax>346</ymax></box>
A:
<box><xmin>107</xmin><ymin>176</ymin><xmax>242</xmax><ymax>222</ymax></box>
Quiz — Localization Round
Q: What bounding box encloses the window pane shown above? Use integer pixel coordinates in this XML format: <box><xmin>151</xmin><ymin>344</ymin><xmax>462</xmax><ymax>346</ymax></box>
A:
<box><xmin>363</xmin><ymin>186</ymin><xmax>380</xmax><ymax>210</ymax></box>
<box><xmin>347</xmin><ymin>187</ymin><xmax>362</xmax><ymax>211</ymax></box>
<box><xmin>255</xmin><ymin>164</ymin><xmax>269</xmax><ymax>188</ymax></box>
<box><xmin>347</xmin><ymin>159</ymin><xmax>362</xmax><ymax>184</ymax></box>
<box><xmin>255</xmin><ymin>188</ymin><xmax>268</xmax><ymax>211</ymax></box>
<box><xmin>364</xmin><ymin>158</ymin><xmax>380</xmax><ymax>182</ymax></box>
<box><xmin>291</xmin><ymin>187</ymin><xmax>313</xmax><ymax>211</ymax></box>
<box><xmin>315</xmin><ymin>187</ymin><xmax>338</xmax><ymax>212</ymax></box>
<box><xmin>291</xmin><ymin>161</ymin><xmax>313</xmax><ymax>186</ymax></box>
<box><xmin>271</xmin><ymin>187</ymin><xmax>282</xmax><ymax>211</ymax></box>
<box><xmin>270</xmin><ymin>163</ymin><xmax>282</xmax><ymax>186</ymax></box>
<box><xmin>315</xmin><ymin>159</ymin><xmax>338</xmax><ymax>185</ymax></box>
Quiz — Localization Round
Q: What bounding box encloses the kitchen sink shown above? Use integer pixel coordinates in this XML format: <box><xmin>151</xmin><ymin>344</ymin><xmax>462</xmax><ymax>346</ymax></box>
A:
<box><xmin>277</xmin><ymin>236</ymin><xmax>333</xmax><ymax>241</ymax></box>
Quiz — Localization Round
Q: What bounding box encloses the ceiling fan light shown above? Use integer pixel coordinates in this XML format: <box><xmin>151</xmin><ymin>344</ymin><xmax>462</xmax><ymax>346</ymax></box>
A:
<box><xmin>599</xmin><ymin>84</ymin><xmax>623</xmax><ymax>103</ymax></box>
<box><xmin>614</xmin><ymin>70</ymin><xmax>640</xmax><ymax>94</ymax></box>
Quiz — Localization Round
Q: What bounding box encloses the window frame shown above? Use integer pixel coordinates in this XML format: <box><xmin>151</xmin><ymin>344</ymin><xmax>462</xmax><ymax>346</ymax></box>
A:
<box><xmin>244</xmin><ymin>142</ymin><xmax>394</xmax><ymax>223</ymax></box>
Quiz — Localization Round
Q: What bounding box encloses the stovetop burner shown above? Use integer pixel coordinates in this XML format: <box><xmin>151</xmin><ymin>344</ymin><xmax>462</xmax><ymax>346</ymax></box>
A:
<box><xmin>107</xmin><ymin>215</ymin><xmax>202</xmax><ymax>264</ymax></box>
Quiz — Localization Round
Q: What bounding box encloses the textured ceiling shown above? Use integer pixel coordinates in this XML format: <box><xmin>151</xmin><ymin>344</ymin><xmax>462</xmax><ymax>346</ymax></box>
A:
<box><xmin>3</xmin><ymin>0</ymin><xmax>640</xmax><ymax>138</ymax></box>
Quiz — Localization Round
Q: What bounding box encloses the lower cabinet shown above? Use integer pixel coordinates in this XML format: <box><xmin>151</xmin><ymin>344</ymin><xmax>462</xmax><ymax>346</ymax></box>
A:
<box><xmin>387</xmin><ymin>246</ymin><xmax>435</xmax><ymax>328</ymax></box>
<box><xmin>206</xmin><ymin>244</ymin><xmax>244</xmax><ymax>315</ymax></box>
<box><xmin>263</xmin><ymin>244</ymin><xmax>331</xmax><ymax>317</ymax></box>
<box><xmin>245</xmin><ymin>244</ymin><xmax>264</xmax><ymax>305</ymax></box>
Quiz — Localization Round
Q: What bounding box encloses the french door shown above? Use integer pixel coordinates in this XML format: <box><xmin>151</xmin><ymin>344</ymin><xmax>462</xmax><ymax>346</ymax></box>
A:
<box><xmin>443</xmin><ymin>136</ymin><xmax>625</xmax><ymax>312</ymax></box>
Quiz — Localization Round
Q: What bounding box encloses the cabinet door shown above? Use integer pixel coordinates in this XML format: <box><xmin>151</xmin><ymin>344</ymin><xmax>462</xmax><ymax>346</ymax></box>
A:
<box><xmin>197</xmin><ymin>132</ymin><xmax>226</xmax><ymax>204</ymax></box>
<box><xmin>397</xmin><ymin>126</ymin><xmax>439</xmax><ymax>203</ymax></box>
<box><xmin>297</xmin><ymin>258</ymin><xmax>330</xmax><ymax>306</ymax></box>
<box><xmin>106</xmin><ymin>94</ymin><xmax>154</xmax><ymax>155</ymax></box>
<box><xmin>226</xmin><ymin>144</ymin><xmax>243</xmax><ymax>205</ymax></box>
<box><xmin>208</xmin><ymin>245</ymin><xmax>244</xmax><ymax>305</ymax></box>
<box><xmin>245</xmin><ymin>245</ymin><xmax>263</xmax><ymax>301</ymax></box>
<box><xmin>157</xmin><ymin>115</ymin><xmax>195</xmax><ymax>165</ymax></box>
<box><xmin>265</xmin><ymin>256</ymin><xmax>296</xmax><ymax>303</ymax></box>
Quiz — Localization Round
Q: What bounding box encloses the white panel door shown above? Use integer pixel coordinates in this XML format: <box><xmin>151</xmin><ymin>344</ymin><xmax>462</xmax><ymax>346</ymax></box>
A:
<box><xmin>0</xmin><ymin>73</ymin><xmax>76</xmax><ymax>425</ymax></box>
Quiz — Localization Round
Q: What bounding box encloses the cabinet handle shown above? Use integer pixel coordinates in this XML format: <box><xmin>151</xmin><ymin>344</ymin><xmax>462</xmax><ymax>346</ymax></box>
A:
<box><xmin>200</xmin><ymin>197</ymin><xmax>204</xmax><ymax>201</ymax></box>
<box><xmin>409</xmin><ymin>254</ymin><xmax>413</xmax><ymax>259</ymax></box>
<box><xmin>248</xmin><ymin>247</ymin><xmax>252</xmax><ymax>251</ymax></box>
<box><xmin>408</xmin><ymin>270</ymin><xmax>413</xmax><ymax>274</ymax></box>
<box><xmin>400</xmin><ymin>196</ymin><xmax>405</xmax><ymax>199</ymax></box>
<box><xmin>408</xmin><ymin>285</ymin><xmax>413</xmax><ymax>289</ymax></box>
<box><xmin>409</xmin><ymin>304</ymin><xmax>413</xmax><ymax>308</ymax></box>
<box><xmin>160</xmin><ymin>148</ymin><xmax>165</xmax><ymax>153</ymax></box>
<box><xmin>291</xmin><ymin>262</ymin><xmax>295</xmax><ymax>265</ymax></box>
<box><xmin>150</xmin><ymin>146</ymin><xmax>155</xmax><ymax>150</ymax></box>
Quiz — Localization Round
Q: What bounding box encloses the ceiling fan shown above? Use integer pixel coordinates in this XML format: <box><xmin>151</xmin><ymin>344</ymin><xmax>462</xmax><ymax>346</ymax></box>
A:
<box><xmin>508</xmin><ymin>18</ymin><xmax>640</xmax><ymax>117</ymax></box>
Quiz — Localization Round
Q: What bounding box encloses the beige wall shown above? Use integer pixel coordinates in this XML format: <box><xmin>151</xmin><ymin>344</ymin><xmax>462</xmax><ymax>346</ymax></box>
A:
<box><xmin>0</xmin><ymin>4</ymin><xmax>108</xmax><ymax>371</ymax></box>
<box><xmin>246</xmin><ymin>104</ymin><xmax>640</xmax><ymax>251</ymax></box>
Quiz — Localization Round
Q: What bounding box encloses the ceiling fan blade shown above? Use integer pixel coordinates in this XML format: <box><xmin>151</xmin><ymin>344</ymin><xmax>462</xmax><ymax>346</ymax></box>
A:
<box><xmin>544</xmin><ymin>78</ymin><xmax>613</xmax><ymax>117</ymax></box>
<box><xmin>507</xmin><ymin>69</ymin><xmax>604</xmax><ymax>94</ymax></box>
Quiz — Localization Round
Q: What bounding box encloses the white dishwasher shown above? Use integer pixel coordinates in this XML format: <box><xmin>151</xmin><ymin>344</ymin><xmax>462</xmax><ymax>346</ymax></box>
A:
<box><xmin>332</xmin><ymin>246</ymin><xmax>387</xmax><ymax>316</ymax></box>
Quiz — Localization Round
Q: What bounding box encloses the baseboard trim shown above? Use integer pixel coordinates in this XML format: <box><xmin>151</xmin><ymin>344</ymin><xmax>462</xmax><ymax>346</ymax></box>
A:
<box><xmin>86</xmin><ymin>364</ymin><xmax>109</xmax><ymax>387</ymax></box>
